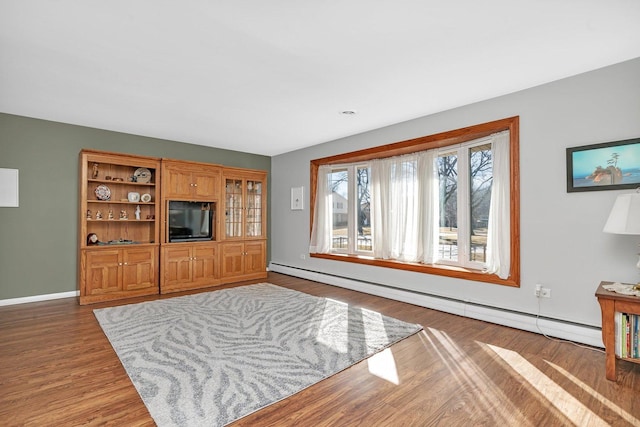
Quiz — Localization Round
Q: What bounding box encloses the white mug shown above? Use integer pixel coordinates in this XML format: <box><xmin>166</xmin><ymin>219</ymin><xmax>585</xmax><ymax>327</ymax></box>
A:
<box><xmin>128</xmin><ymin>192</ymin><xmax>140</xmax><ymax>202</ymax></box>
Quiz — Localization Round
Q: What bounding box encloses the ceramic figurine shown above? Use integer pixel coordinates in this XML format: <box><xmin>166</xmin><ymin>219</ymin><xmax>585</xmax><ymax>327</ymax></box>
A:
<box><xmin>135</xmin><ymin>205</ymin><xmax>141</xmax><ymax>220</ymax></box>
<box><xmin>108</xmin><ymin>209</ymin><xmax>114</xmax><ymax>220</ymax></box>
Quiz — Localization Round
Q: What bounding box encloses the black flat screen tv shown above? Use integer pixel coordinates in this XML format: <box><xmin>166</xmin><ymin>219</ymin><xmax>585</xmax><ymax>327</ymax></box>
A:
<box><xmin>168</xmin><ymin>201</ymin><xmax>215</xmax><ymax>242</ymax></box>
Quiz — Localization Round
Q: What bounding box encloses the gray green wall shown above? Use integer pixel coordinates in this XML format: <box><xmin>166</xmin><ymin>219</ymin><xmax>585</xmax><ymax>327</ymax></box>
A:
<box><xmin>0</xmin><ymin>113</ymin><xmax>271</xmax><ymax>300</ymax></box>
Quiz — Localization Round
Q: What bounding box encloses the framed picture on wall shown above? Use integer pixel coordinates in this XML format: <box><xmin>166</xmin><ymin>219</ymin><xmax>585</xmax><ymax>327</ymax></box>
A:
<box><xmin>566</xmin><ymin>137</ymin><xmax>640</xmax><ymax>192</ymax></box>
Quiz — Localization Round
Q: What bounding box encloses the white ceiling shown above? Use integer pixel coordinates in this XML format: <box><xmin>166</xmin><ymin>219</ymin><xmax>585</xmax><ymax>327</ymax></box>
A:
<box><xmin>1</xmin><ymin>1</ymin><xmax>639</xmax><ymax>156</ymax></box>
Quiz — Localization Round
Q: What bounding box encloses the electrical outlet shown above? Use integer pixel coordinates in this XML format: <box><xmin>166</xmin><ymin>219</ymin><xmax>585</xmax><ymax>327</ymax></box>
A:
<box><xmin>535</xmin><ymin>284</ymin><xmax>551</xmax><ymax>298</ymax></box>
<box><xmin>299</xmin><ymin>254</ymin><xmax>306</xmax><ymax>260</ymax></box>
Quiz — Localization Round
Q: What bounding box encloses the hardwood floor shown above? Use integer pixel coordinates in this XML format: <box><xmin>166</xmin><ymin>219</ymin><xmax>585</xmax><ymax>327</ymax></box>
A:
<box><xmin>1</xmin><ymin>272</ymin><xmax>638</xmax><ymax>426</ymax></box>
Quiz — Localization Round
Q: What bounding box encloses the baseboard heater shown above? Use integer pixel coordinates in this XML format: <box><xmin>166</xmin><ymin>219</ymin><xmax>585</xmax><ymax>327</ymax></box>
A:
<box><xmin>269</xmin><ymin>262</ymin><xmax>603</xmax><ymax>348</ymax></box>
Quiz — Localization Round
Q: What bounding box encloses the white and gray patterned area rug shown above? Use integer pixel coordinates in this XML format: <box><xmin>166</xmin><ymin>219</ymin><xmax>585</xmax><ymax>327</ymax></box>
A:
<box><xmin>94</xmin><ymin>283</ymin><xmax>422</xmax><ymax>426</ymax></box>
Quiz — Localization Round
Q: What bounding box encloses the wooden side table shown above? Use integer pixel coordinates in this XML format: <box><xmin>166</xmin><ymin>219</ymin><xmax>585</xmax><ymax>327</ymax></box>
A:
<box><xmin>595</xmin><ymin>281</ymin><xmax>640</xmax><ymax>381</ymax></box>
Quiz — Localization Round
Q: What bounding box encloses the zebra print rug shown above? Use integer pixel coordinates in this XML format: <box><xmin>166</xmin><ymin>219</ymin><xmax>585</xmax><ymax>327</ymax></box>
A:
<box><xmin>94</xmin><ymin>283</ymin><xmax>422</xmax><ymax>426</ymax></box>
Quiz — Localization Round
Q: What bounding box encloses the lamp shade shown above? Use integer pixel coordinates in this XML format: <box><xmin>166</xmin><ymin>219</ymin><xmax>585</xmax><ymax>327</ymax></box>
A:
<box><xmin>603</xmin><ymin>192</ymin><xmax>640</xmax><ymax>235</ymax></box>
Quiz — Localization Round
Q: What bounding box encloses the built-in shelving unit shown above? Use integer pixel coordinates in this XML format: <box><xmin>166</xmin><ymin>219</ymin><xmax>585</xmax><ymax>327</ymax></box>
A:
<box><xmin>78</xmin><ymin>150</ymin><xmax>161</xmax><ymax>304</ymax></box>
<box><xmin>78</xmin><ymin>151</ymin><xmax>268</xmax><ymax>304</ymax></box>
<box><xmin>160</xmin><ymin>161</ymin><xmax>268</xmax><ymax>294</ymax></box>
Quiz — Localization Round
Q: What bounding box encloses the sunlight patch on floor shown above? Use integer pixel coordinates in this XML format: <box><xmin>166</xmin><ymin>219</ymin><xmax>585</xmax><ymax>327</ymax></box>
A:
<box><xmin>361</xmin><ymin>308</ymin><xmax>387</xmax><ymax>352</ymax></box>
<box><xmin>317</xmin><ymin>299</ymin><xmax>349</xmax><ymax>353</ymax></box>
<box><xmin>545</xmin><ymin>360</ymin><xmax>640</xmax><ymax>426</ymax></box>
<box><xmin>367</xmin><ymin>348</ymin><xmax>399</xmax><ymax>385</ymax></box>
<box><xmin>422</xmin><ymin>328</ymin><xmax>533</xmax><ymax>426</ymax></box>
<box><xmin>361</xmin><ymin>307</ymin><xmax>400</xmax><ymax>384</ymax></box>
<box><xmin>487</xmin><ymin>344</ymin><xmax>609</xmax><ymax>427</ymax></box>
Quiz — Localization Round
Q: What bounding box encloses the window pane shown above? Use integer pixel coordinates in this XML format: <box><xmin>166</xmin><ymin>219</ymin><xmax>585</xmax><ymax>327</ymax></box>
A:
<box><xmin>469</xmin><ymin>144</ymin><xmax>492</xmax><ymax>262</ymax></box>
<box><xmin>438</xmin><ymin>153</ymin><xmax>458</xmax><ymax>261</ymax></box>
<box><xmin>329</xmin><ymin>169</ymin><xmax>348</xmax><ymax>250</ymax></box>
<box><xmin>356</xmin><ymin>166</ymin><xmax>372</xmax><ymax>251</ymax></box>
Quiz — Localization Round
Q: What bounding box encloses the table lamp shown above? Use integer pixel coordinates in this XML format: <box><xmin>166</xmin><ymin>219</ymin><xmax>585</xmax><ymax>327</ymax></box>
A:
<box><xmin>603</xmin><ymin>188</ymin><xmax>640</xmax><ymax>286</ymax></box>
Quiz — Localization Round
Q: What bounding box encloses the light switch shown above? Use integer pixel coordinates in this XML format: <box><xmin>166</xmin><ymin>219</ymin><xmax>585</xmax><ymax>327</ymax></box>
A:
<box><xmin>291</xmin><ymin>186</ymin><xmax>303</xmax><ymax>210</ymax></box>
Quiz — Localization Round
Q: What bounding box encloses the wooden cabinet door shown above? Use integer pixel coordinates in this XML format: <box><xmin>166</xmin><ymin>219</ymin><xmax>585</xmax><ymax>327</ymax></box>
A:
<box><xmin>162</xmin><ymin>246</ymin><xmax>193</xmax><ymax>287</ymax></box>
<box><xmin>165</xmin><ymin>165</ymin><xmax>220</xmax><ymax>200</ymax></box>
<box><xmin>245</xmin><ymin>178</ymin><xmax>265</xmax><ymax>238</ymax></box>
<box><xmin>224</xmin><ymin>178</ymin><xmax>244</xmax><ymax>238</ymax></box>
<box><xmin>164</xmin><ymin>168</ymin><xmax>194</xmax><ymax>199</ymax></box>
<box><xmin>84</xmin><ymin>250</ymin><xmax>121</xmax><ymax>295</ymax></box>
<box><xmin>221</xmin><ymin>242</ymin><xmax>244</xmax><ymax>278</ymax></box>
<box><xmin>122</xmin><ymin>247</ymin><xmax>157</xmax><ymax>291</ymax></box>
<box><xmin>223</xmin><ymin>170</ymin><xmax>266</xmax><ymax>240</ymax></box>
<box><xmin>193</xmin><ymin>170</ymin><xmax>220</xmax><ymax>199</ymax></box>
<box><xmin>244</xmin><ymin>241</ymin><xmax>266</xmax><ymax>275</ymax></box>
<box><xmin>192</xmin><ymin>244</ymin><xmax>219</xmax><ymax>283</ymax></box>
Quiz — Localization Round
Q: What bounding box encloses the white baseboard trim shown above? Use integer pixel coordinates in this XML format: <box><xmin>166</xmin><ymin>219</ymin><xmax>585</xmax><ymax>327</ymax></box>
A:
<box><xmin>269</xmin><ymin>263</ymin><xmax>603</xmax><ymax>348</ymax></box>
<box><xmin>0</xmin><ymin>290</ymin><xmax>79</xmax><ymax>307</ymax></box>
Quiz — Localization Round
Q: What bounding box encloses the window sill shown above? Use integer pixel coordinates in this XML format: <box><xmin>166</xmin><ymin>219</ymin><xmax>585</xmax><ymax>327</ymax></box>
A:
<box><xmin>310</xmin><ymin>253</ymin><xmax>519</xmax><ymax>287</ymax></box>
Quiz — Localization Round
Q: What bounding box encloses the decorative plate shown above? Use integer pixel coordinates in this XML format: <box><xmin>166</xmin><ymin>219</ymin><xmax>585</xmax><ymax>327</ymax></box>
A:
<box><xmin>95</xmin><ymin>184</ymin><xmax>111</xmax><ymax>200</ymax></box>
<box><xmin>140</xmin><ymin>193</ymin><xmax>152</xmax><ymax>203</ymax></box>
<box><xmin>134</xmin><ymin>167</ymin><xmax>152</xmax><ymax>183</ymax></box>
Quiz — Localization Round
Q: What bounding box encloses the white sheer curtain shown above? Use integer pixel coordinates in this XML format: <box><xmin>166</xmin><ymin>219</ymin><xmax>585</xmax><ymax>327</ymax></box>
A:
<box><xmin>372</xmin><ymin>153</ymin><xmax>426</xmax><ymax>262</ymax></box>
<box><xmin>313</xmin><ymin>131</ymin><xmax>510</xmax><ymax>275</ymax></box>
<box><xmin>371</xmin><ymin>158</ymin><xmax>389</xmax><ymax>258</ymax></box>
<box><xmin>485</xmin><ymin>131</ymin><xmax>510</xmax><ymax>278</ymax></box>
<box><xmin>309</xmin><ymin>165</ymin><xmax>333</xmax><ymax>254</ymax></box>
<box><xmin>418</xmin><ymin>150</ymin><xmax>439</xmax><ymax>264</ymax></box>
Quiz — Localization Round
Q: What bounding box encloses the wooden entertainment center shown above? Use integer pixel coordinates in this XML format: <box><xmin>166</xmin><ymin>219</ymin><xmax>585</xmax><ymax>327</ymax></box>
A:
<box><xmin>78</xmin><ymin>150</ymin><xmax>267</xmax><ymax>304</ymax></box>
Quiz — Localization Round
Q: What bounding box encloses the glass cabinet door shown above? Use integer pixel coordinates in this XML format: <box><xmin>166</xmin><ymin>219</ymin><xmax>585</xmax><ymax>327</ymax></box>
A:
<box><xmin>224</xmin><ymin>174</ymin><xmax>265</xmax><ymax>239</ymax></box>
<box><xmin>245</xmin><ymin>180</ymin><xmax>262</xmax><ymax>237</ymax></box>
<box><xmin>225</xmin><ymin>179</ymin><xmax>243</xmax><ymax>238</ymax></box>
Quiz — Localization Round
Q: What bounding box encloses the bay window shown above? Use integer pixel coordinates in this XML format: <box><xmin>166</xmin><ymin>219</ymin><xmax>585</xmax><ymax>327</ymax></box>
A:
<box><xmin>309</xmin><ymin>117</ymin><xmax>520</xmax><ymax>287</ymax></box>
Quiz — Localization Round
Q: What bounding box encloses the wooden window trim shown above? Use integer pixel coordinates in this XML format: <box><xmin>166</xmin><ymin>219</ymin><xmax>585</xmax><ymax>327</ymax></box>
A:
<box><xmin>309</xmin><ymin>116</ymin><xmax>520</xmax><ymax>287</ymax></box>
